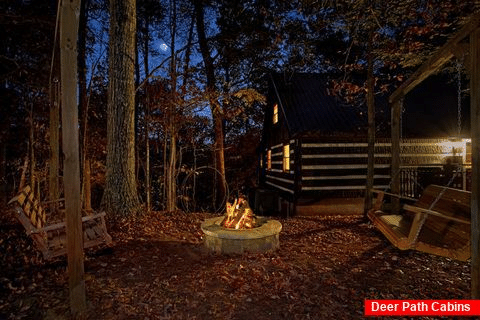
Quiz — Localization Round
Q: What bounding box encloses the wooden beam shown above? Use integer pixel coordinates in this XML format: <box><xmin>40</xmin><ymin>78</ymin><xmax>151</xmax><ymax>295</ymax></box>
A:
<box><xmin>60</xmin><ymin>0</ymin><xmax>86</xmax><ymax>316</ymax></box>
<box><xmin>390</xmin><ymin>12</ymin><xmax>480</xmax><ymax>103</ymax></box>
<box><xmin>470</xmin><ymin>27</ymin><xmax>480</xmax><ymax>299</ymax></box>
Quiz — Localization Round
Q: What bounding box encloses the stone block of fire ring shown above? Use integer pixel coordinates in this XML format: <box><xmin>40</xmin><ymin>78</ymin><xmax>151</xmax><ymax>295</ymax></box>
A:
<box><xmin>201</xmin><ymin>216</ymin><xmax>282</xmax><ymax>254</ymax></box>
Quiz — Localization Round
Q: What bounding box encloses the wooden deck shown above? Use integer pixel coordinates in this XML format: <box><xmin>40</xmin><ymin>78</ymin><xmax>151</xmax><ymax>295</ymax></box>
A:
<box><xmin>295</xmin><ymin>197</ymin><xmax>365</xmax><ymax>216</ymax></box>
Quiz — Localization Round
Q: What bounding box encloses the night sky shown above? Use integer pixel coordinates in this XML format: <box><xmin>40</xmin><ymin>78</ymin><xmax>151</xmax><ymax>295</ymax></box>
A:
<box><xmin>404</xmin><ymin>73</ymin><xmax>470</xmax><ymax>138</ymax></box>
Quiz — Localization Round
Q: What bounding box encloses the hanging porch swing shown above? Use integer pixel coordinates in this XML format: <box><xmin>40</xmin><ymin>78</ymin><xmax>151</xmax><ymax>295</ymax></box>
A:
<box><xmin>367</xmin><ymin>16</ymin><xmax>479</xmax><ymax>261</ymax></box>
<box><xmin>368</xmin><ymin>184</ymin><xmax>471</xmax><ymax>261</ymax></box>
<box><xmin>8</xmin><ymin>184</ymin><xmax>112</xmax><ymax>260</ymax></box>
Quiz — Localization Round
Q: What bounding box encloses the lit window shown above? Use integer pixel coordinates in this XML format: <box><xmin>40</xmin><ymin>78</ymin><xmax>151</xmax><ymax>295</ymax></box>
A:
<box><xmin>273</xmin><ymin>104</ymin><xmax>279</xmax><ymax>124</ymax></box>
<box><xmin>283</xmin><ymin>145</ymin><xmax>290</xmax><ymax>172</ymax></box>
<box><xmin>267</xmin><ymin>150</ymin><xmax>272</xmax><ymax>170</ymax></box>
<box><xmin>259</xmin><ymin>153</ymin><xmax>263</xmax><ymax>168</ymax></box>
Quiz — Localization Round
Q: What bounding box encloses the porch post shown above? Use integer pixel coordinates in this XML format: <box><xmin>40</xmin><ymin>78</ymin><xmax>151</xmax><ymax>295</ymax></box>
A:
<box><xmin>391</xmin><ymin>98</ymin><xmax>403</xmax><ymax>214</ymax></box>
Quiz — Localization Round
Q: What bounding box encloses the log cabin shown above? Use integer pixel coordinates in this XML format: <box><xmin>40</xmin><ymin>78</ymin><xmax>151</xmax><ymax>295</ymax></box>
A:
<box><xmin>255</xmin><ymin>72</ymin><xmax>471</xmax><ymax>217</ymax></box>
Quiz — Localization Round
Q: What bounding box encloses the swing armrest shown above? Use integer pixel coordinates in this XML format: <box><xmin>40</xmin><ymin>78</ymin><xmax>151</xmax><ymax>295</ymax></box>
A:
<box><xmin>12</xmin><ymin>206</ymin><xmax>39</xmax><ymax>234</ymax></box>
<box><xmin>403</xmin><ymin>204</ymin><xmax>470</xmax><ymax>224</ymax></box>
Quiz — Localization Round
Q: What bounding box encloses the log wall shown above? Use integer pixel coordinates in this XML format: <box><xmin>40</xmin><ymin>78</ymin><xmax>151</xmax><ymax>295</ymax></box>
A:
<box><xmin>262</xmin><ymin>138</ymin><xmax>471</xmax><ymax>199</ymax></box>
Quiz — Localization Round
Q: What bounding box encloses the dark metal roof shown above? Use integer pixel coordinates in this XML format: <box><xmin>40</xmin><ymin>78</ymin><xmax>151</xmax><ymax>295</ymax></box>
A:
<box><xmin>270</xmin><ymin>73</ymin><xmax>365</xmax><ymax>136</ymax></box>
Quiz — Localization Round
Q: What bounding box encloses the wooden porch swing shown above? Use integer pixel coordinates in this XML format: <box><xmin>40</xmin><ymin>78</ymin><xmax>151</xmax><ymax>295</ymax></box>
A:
<box><xmin>368</xmin><ymin>185</ymin><xmax>471</xmax><ymax>261</ymax></box>
<box><xmin>368</xmin><ymin>67</ymin><xmax>472</xmax><ymax>261</ymax></box>
<box><xmin>367</xmin><ymin>12</ymin><xmax>480</xmax><ymax>262</ymax></box>
<box><xmin>8</xmin><ymin>185</ymin><xmax>112</xmax><ymax>260</ymax></box>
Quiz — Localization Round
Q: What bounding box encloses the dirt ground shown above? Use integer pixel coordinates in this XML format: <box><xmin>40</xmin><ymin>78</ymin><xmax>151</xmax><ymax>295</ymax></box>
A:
<box><xmin>0</xmin><ymin>207</ymin><xmax>471</xmax><ymax>319</ymax></box>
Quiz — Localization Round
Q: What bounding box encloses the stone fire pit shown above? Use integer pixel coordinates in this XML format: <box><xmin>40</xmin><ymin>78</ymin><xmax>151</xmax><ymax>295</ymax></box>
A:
<box><xmin>201</xmin><ymin>216</ymin><xmax>282</xmax><ymax>254</ymax></box>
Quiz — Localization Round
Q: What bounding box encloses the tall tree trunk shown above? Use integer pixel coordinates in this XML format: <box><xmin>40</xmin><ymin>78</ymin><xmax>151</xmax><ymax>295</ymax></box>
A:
<box><xmin>83</xmin><ymin>159</ymin><xmax>92</xmax><ymax>212</ymax></box>
<box><xmin>166</xmin><ymin>131</ymin><xmax>176</xmax><ymax>211</ymax></box>
<box><xmin>166</xmin><ymin>0</ymin><xmax>177</xmax><ymax>212</ymax></box>
<box><xmin>142</xmin><ymin>17</ymin><xmax>151</xmax><ymax>212</ymax></box>
<box><xmin>163</xmin><ymin>134</ymin><xmax>168</xmax><ymax>208</ymax></box>
<box><xmin>78</xmin><ymin>0</ymin><xmax>87</xmax><ymax>149</ymax></box>
<box><xmin>134</xmin><ymin>34</ymin><xmax>141</xmax><ymax>187</ymax></box>
<box><xmin>181</xmin><ymin>13</ymin><xmax>195</xmax><ymax>95</ymax></box>
<box><xmin>59</xmin><ymin>0</ymin><xmax>86</xmax><ymax>315</ymax></box>
<box><xmin>48</xmin><ymin>0</ymin><xmax>61</xmax><ymax>208</ymax></box>
<box><xmin>145</xmin><ymin>107</ymin><xmax>151</xmax><ymax>212</ymax></box>
<box><xmin>134</xmin><ymin>11</ymin><xmax>142</xmax><ymax>189</ymax></box>
<box><xmin>0</xmin><ymin>143</ymin><xmax>6</xmax><ymax>204</ymax></box>
<box><xmin>48</xmin><ymin>14</ymin><xmax>61</xmax><ymax>208</ymax></box>
<box><xmin>29</xmin><ymin>102</ymin><xmax>35</xmax><ymax>195</ymax></box>
<box><xmin>142</xmin><ymin>17</ymin><xmax>149</xmax><ymax>79</ymax></box>
<box><xmin>103</xmin><ymin>0</ymin><xmax>141</xmax><ymax>218</ymax></box>
<box><xmin>194</xmin><ymin>0</ymin><xmax>226</xmax><ymax>207</ymax></box>
<box><xmin>365</xmin><ymin>30</ymin><xmax>375</xmax><ymax>218</ymax></box>
<box><xmin>78</xmin><ymin>0</ymin><xmax>91</xmax><ymax>211</ymax></box>
<box><xmin>49</xmin><ymin>80</ymin><xmax>60</xmax><ymax>210</ymax></box>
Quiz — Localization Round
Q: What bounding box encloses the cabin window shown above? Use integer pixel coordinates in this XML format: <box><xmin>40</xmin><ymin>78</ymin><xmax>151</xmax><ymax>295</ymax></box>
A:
<box><xmin>267</xmin><ymin>150</ymin><xmax>272</xmax><ymax>170</ymax></box>
<box><xmin>273</xmin><ymin>104</ymin><xmax>279</xmax><ymax>124</ymax></box>
<box><xmin>283</xmin><ymin>144</ymin><xmax>290</xmax><ymax>172</ymax></box>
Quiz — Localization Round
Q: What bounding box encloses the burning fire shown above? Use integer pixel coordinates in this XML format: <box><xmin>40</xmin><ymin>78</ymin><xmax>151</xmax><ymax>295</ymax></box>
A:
<box><xmin>221</xmin><ymin>197</ymin><xmax>257</xmax><ymax>229</ymax></box>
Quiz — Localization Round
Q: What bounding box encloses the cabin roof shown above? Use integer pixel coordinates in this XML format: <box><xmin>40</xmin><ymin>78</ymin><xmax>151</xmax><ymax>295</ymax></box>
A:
<box><xmin>270</xmin><ymin>73</ymin><xmax>364</xmax><ymax>136</ymax></box>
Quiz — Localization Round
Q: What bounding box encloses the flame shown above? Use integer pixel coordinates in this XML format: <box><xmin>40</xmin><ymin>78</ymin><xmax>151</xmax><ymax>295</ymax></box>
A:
<box><xmin>221</xmin><ymin>197</ymin><xmax>256</xmax><ymax>229</ymax></box>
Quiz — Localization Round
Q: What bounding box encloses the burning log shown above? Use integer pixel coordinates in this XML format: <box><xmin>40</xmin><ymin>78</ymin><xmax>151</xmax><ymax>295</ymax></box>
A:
<box><xmin>221</xmin><ymin>197</ymin><xmax>257</xmax><ymax>229</ymax></box>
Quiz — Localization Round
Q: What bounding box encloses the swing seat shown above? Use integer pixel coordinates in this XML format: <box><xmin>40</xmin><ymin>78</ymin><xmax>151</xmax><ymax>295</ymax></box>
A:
<box><xmin>8</xmin><ymin>185</ymin><xmax>112</xmax><ymax>260</ymax></box>
<box><xmin>368</xmin><ymin>185</ymin><xmax>471</xmax><ymax>261</ymax></box>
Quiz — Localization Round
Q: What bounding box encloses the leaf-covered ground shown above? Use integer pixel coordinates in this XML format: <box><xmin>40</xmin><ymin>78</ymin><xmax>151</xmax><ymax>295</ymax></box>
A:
<box><xmin>0</xmin><ymin>208</ymin><xmax>471</xmax><ymax>319</ymax></box>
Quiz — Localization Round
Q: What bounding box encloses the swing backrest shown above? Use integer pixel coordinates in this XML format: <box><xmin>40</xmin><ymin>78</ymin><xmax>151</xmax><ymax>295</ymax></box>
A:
<box><xmin>414</xmin><ymin>185</ymin><xmax>470</xmax><ymax>218</ymax></box>
<box><xmin>412</xmin><ymin>185</ymin><xmax>470</xmax><ymax>248</ymax></box>
<box><xmin>8</xmin><ymin>185</ymin><xmax>46</xmax><ymax>229</ymax></box>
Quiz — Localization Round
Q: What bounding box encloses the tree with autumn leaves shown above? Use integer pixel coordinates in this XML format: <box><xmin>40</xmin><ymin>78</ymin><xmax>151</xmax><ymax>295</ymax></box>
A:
<box><xmin>101</xmin><ymin>0</ymin><xmax>141</xmax><ymax>217</ymax></box>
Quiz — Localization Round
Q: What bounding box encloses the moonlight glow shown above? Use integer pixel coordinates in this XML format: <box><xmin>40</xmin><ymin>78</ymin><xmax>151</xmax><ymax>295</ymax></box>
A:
<box><xmin>160</xmin><ymin>43</ymin><xmax>168</xmax><ymax>52</ymax></box>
